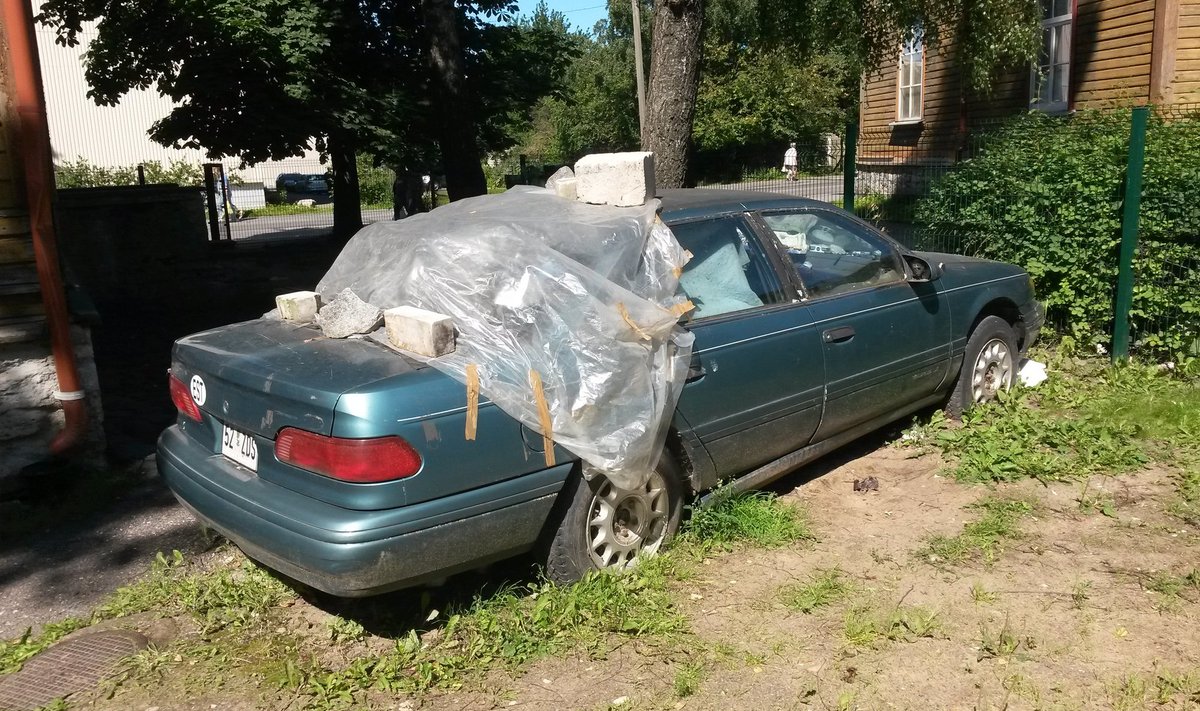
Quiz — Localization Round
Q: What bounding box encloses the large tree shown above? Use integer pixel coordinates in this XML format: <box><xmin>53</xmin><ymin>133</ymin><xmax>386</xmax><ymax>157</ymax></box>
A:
<box><xmin>38</xmin><ymin>0</ymin><xmax>570</xmax><ymax>234</ymax></box>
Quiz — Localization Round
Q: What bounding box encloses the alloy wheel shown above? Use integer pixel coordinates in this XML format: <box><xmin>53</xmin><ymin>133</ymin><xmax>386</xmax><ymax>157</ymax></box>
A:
<box><xmin>971</xmin><ymin>337</ymin><xmax>1014</xmax><ymax>403</ymax></box>
<box><xmin>586</xmin><ymin>471</ymin><xmax>671</xmax><ymax>569</ymax></box>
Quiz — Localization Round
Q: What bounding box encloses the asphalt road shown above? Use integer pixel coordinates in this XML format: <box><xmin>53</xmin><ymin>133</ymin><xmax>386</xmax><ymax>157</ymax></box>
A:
<box><xmin>228</xmin><ymin>207</ymin><xmax>394</xmax><ymax>242</ymax></box>
<box><xmin>710</xmin><ymin>175</ymin><xmax>844</xmax><ymax>202</ymax></box>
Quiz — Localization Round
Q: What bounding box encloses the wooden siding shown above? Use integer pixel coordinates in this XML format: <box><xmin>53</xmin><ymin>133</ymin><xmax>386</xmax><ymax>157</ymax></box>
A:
<box><xmin>859</xmin><ymin>0</ymin><xmax>1167</xmax><ymax>141</ymax></box>
<box><xmin>1175</xmin><ymin>0</ymin><xmax>1200</xmax><ymax>100</ymax></box>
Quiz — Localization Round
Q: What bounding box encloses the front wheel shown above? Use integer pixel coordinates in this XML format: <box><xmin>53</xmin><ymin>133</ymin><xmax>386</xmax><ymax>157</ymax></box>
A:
<box><xmin>945</xmin><ymin>315</ymin><xmax>1018</xmax><ymax>419</ymax></box>
<box><xmin>542</xmin><ymin>454</ymin><xmax>684</xmax><ymax>584</ymax></box>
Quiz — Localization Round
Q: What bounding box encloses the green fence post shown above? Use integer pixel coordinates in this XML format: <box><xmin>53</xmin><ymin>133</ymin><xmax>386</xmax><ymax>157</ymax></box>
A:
<box><xmin>842</xmin><ymin>122</ymin><xmax>858</xmax><ymax>214</ymax></box>
<box><xmin>1112</xmin><ymin>106</ymin><xmax>1149</xmax><ymax>362</ymax></box>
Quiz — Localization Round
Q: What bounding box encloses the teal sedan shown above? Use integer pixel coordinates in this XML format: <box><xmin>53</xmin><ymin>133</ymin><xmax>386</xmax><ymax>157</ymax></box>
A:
<box><xmin>158</xmin><ymin>189</ymin><xmax>1043</xmax><ymax>595</ymax></box>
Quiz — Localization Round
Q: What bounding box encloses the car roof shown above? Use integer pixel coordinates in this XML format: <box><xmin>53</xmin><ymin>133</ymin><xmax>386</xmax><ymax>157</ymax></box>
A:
<box><xmin>658</xmin><ymin>188</ymin><xmax>829</xmax><ymax>221</ymax></box>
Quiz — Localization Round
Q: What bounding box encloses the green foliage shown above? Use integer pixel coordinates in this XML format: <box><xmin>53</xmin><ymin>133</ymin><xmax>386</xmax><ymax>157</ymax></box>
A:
<box><xmin>673</xmin><ymin>661</ymin><xmax>706</xmax><ymax>697</ymax></box>
<box><xmin>919</xmin><ymin>497</ymin><xmax>1033</xmax><ymax>565</ymax></box>
<box><xmin>355</xmin><ymin>156</ymin><xmax>395</xmax><ymax>206</ymax></box>
<box><xmin>779</xmin><ymin>568</ymin><xmax>851</xmax><ymax>613</ymax></box>
<box><xmin>302</xmin><ymin>562</ymin><xmax>687</xmax><ymax>701</ymax></box>
<box><xmin>0</xmin><ymin>618</ymin><xmax>88</xmax><ymax>676</ymax></box>
<box><xmin>683</xmin><ymin>489</ymin><xmax>813</xmax><ymax>549</ymax></box>
<box><xmin>54</xmin><ymin>158</ymin><xmax>208</xmax><ymax>188</ymax></box>
<box><xmin>916</xmin><ymin>110</ymin><xmax>1200</xmax><ymax>357</ymax></box>
<box><xmin>1170</xmin><ymin>470</ymin><xmax>1200</xmax><ymax>526</ymax></box>
<box><xmin>935</xmin><ymin>391</ymin><xmax>1147</xmax><ymax>484</ymax></box>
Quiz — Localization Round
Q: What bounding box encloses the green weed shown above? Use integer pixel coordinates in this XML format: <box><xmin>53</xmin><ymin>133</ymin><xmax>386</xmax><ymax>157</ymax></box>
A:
<box><xmin>328</xmin><ymin>617</ymin><xmax>367</xmax><ymax>644</ymax></box>
<box><xmin>1143</xmin><ymin>569</ymin><xmax>1200</xmax><ymax>608</ymax></box>
<box><xmin>841</xmin><ymin>606</ymin><xmax>878</xmax><ymax>648</ymax></box>
<box><xmin>779</xmin><ymin>569</ymin><xmax>850</xmax><ymax>613</ymax></box>
<box><xmin>1168</xmin><ymin>470</ymin><xmax>1200</xmax><ymax>525</ymax></box>
<box><xmin>1071</xmin><ymin>580</ymin><xmax>1093</xmax><ymax>610</ymax></box>
<box><xmin>970</xmin><ymin>582</ymin><xmax>998</xmax><ymax>605</ymax></box>
<box><xmin>1153</xmin><ymin>667</ymin><xmax>1200</xmax><ymax>704</ymax></box>
<box><xmin>673</xmin><ymin>661</ymin><xmax>705</xmax><ymax>697</ymax></box>
<box><xmin>1109</xmin><ymin>673</ymin><xmax>1148</xmax><ymax>711</ymax></box>
<box><xmin>841</xmin><ymin>603</ymin><xmax>940</xmax><ymax>649</ymax></box>
<box><xmin>684</xmin><ymin>489</ymin><xmax>813</xmax><ymax>550</ymax></box>
<box><xmin>0</xmin><ymin>618</ymin><xmax>88</xmax><ymax>676</ymax></box>
<box><xmin>302</xmin><ymin>560</ymin><xmax>688</xmax><ymax>703</ymax></box>
<box><xmin>977</xmin><ymin>617</ymin><xmax>1023</xmax><ymax>661</ymax></box>
<box><xmin>919</xmin><ymin>498</ymin><xmax>1034</xmax><ymax>566</ymax></box>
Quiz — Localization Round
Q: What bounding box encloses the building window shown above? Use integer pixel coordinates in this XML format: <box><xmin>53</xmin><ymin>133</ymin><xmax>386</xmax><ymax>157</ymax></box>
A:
<box><xmin>897</xmin><ymin>28</ymin><xmax>924</xmax><ymax>123</ymax></box>
<box><xmin>1032</xmin><ymin>0</ymin><xmax>1071</xmax><ymax>112</ymax></box>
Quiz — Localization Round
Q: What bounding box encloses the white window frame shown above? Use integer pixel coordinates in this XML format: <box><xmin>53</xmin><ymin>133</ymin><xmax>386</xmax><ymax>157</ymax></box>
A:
<box><xmin>1031</xmin><ymin>0</ymin><xmax>1072</xmax><ymax>113</ymax></box>
<box><xmin>896</xmin><ymin>28</ymin><xmax>924</xmax><ymax>124</ymax></box>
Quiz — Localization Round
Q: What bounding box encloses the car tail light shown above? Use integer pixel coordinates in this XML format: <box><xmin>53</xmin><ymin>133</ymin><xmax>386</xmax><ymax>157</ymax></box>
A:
<box><xmin>169</xmin><ymin>373</ymin><xmax>202</xmax><ymax>422</ymax></box>
<box><xmin>274</xmin><ymin>428</ymin><xmax>422</xmax><ymax>483</ymax></box>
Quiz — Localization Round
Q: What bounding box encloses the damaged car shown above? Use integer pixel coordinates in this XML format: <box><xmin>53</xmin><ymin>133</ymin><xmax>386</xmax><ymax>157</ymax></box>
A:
<box><xmin>158</xmin><ymin>187</ymin><xmax>1042</xmax><ymax>596</ymax></box>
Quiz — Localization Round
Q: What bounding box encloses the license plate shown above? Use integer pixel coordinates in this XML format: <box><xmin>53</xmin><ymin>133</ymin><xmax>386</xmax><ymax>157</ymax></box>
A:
<box><xmin>221</xmin><ymin>424</ymin><xmax>259</xmax><ymax>472</ymax></box>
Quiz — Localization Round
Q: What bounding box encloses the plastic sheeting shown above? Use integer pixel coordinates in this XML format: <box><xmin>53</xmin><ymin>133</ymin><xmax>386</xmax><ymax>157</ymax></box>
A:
<box><xmin>316</xmin><ymin>186</ymin><xmax>695</xmax><ymax>489</ymax></box>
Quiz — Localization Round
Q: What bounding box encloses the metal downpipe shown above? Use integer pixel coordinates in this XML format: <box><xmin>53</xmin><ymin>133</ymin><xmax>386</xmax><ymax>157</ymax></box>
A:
<box><xmin>1</xmin><ymin>0</ymin><xmax>89</xmax><ymax>455</ymax></box>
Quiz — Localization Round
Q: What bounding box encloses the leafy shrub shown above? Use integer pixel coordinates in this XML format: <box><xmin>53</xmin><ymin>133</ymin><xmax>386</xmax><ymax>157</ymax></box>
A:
<box><xmin>916</xmin><ymin>109</ymin><xmax>1200</xmax><ymax>357</ymax></box>
<box><xmin>355</xmin><ymin>155</ymin><xmax>395</xmax><ymax>206</ymax></box>
<box><xmin>54</xmin><ymin>158</ymin><xmax>210</xmax><ymax>188</ymax></box>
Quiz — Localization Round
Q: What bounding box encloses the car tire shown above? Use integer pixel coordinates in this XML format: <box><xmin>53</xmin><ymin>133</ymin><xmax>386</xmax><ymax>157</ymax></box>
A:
<box><xmin>542</xmin><ymin>453</ymin><xmax>685</xmax><ymax>585</ymax></box>
<box><xmin>945</xmin><ymin>315</ymin><xmax>1018</xmax><ymax>419</ymax></box>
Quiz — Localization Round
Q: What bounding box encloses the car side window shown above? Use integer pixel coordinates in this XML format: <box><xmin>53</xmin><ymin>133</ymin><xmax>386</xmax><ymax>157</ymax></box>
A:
<box><xmin>671</xmin><ymin>216</ymin><xmax>785</xmax><ymax>319</ymax></box>
<box><xmin>762</xmin><ymin>211</ymin><xmax>905</xmax><ymax>298</ymax></box>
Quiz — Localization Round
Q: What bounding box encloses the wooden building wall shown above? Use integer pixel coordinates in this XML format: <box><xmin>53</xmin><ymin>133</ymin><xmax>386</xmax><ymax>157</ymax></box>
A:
<box><xmin>1174</xmin><ymin>0</ymin><xmax>1200</xmax><ymax>100</ymax></box>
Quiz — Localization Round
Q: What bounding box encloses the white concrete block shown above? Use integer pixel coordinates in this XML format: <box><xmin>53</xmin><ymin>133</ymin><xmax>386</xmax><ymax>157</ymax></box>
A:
<box><xmin>385</xmin><ymin>306</ymin><xmax>456</xmax><ymax>357</ymax></box>
<box><xmin>574</xmin><ymin>152</ymin><xmax>655</xmax><ymax>207</ymax></box>
<box><xmin>554</xmin><ymin>177</ymin><xmax>578</xmax><ymax>201</ymax></box>
<box><xmin>276</xmin><ymin>291</ymin><xmax>322</xmax><ymax>323</ymax></box>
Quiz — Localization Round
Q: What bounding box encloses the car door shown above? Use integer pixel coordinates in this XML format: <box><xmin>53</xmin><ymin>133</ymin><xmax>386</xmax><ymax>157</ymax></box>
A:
<box><xmin>671</xmin><ymin>213</ymin><xmax>827</xmax><ymax>477</ymax></box>
<box><xmin>758</xmin><ymin>208</ymin><xmax>951</xmax><ymax>441</ymax></box>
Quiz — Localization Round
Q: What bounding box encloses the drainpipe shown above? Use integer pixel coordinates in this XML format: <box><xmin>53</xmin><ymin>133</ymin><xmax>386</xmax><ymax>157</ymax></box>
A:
<box><xmin>2</xmin><ymin>0</ymin><xmax>89</xmax><ymax>455</ymax></box>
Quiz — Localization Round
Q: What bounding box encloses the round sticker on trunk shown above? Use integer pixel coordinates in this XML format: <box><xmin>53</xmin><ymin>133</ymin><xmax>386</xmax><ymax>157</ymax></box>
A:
<box><xmin>190</xmin><ymin>375</ymin><xmax>207</xmax><ymax>406</ymax></box>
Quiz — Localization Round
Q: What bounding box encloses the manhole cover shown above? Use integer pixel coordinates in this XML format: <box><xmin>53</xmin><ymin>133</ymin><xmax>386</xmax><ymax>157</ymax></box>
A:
<box><xmin>0</xmin><ymin>630</ymin><xmax>148</xmax><ymax>710</ymax></box>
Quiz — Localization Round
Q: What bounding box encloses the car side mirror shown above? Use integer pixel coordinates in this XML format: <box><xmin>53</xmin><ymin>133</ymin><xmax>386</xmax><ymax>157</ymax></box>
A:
<box><xmin>904</xmin><ymin>255</ymin><xmax>942</xmax><ymax>283</ymax></box>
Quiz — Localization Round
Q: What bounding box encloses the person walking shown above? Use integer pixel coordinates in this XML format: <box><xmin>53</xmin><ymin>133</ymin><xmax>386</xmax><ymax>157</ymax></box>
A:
<box><xmin>783</xmin><ymin>142</ymin><xmax>799</xmax><ymax>181</ymax></box>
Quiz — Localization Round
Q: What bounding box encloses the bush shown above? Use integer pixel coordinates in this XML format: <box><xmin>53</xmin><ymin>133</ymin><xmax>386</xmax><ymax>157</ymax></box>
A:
<box><xmin>355</xmin><ymin>156</ymin><xmax>395</xmax><ymax>206</ymax></box>
<box><xmin>916</xmin><ymin>110</ymin><xmax>1200</xmax><ymax>357</ymax></box>
<box><xmin>54</xmin><ymin>158</ymin><xmax>209</xmax><ymax>188</ymax></box>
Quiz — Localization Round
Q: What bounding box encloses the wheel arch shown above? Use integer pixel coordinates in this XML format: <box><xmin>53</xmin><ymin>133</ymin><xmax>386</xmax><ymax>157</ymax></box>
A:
<box><xmin>969</xmin><ymin>297</ymin><xmax>1026</xmax><ymax>350</ymax></box>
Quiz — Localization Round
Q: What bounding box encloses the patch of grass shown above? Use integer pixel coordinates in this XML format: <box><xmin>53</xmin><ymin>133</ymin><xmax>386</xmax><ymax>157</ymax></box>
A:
<box><xmin>328</xmin><ymin>616</ymin><xmax>367</xmax><ymax>644</ymax></box>
<box><xmin>0</xmin><ymin>618</ymin><xmax>89</xmax><ymax>676</ymax></box>
<box><xmin>1154</xmin><ymin>667</ymin><xmax>1200</xmax><ymax>704</ymax></box>
<box><xmin>1108</xmin><ymin>673</ymin><xmax>1148</xmax><ymax>711</ymax></box>
<box><xmin>970</xmin><ymin>582</ymin><xmax>998</xmax><ymax>605</ymax></box>
<box><xmin>919</xmin><ymin>498</ymin><xmax>1034</xmax><ymax>566</ymax></box>
<box><xmin>673</xmin><ymin>661</ymin><xmax>705</xmax><ymax>698</ymax></box>
<box><xmin>840</xmin><ymin>603</ymin><xmax>940</xmax><ymax>649</ymax></box>
<box><xmin>1071</xmin><ymin>580</ymin><xmax>1093</xmax><ymax>610</ymax></box>
<box><xmin>934</xmin><ymin>390</ymin><xmax>1146</xmax><ymax>484</ymax></box>
<box><xmin>977</xmin><ymin>617</ymin><xmax>1024</xmax><ymax>661</ymax></box>
<box><xmin>1168</xmin><ymin>470</ymin><xmax>1200</xmax><ymax>525</ymax></box>
<box><xmin>779</xmin><ymin>569</ymin><xmax>850</xmax><ymax>613</ymax></box>
<box><xmin>241</xmin><ymin>202</ymin><xmax>394</xmax><ymax>218</ymax></box>
<box><xmin>1143</xmin><ymin>569</ymin><xmax>1200</xmax><ymax>607</ymax></box>
<box><xmin>300</xmin><ymin>559</ymin><xmax>688</xmax><ymax>703</ymax></box>
<box><xmin>684</xmin><ymin>489</ymin><xmax>813</xmax><ymax>550</ymax></box>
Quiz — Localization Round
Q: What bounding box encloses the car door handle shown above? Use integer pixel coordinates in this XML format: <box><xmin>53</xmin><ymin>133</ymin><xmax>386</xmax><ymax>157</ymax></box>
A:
<box><xmin>822</xmin><ymin>326</ymin><xmax>856</xmax><ymax>344</ymax></box>
<box><xmin>686</xmin><ymin>356</ymin><xmax>706</xmax><ymax>382</ymax></box>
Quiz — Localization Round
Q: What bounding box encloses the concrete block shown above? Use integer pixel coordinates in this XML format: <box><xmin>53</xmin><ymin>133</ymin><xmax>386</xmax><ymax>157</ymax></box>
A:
<box><xmin>554</xmin><ymin>178</ymin><xmax>577</xmax><ymax>201</ymax></box>
<box><xmin>574</xmin><ymin>152</ymin><xmax>655</xmax><ymax>207</ymax></box>
<box><xmin>384</xmin><ymin>305</ymin><xmax>456</xmax><ymax>357</ymax></box>
<box><xmin>275</xmin><ymin>291</ymin><xmax>322</xmax><ymax>323</ymax></box>
<box><xmin>316</xmin><ymin>288</ymin><xmax>382</xmax><ymax>338</ymax></box>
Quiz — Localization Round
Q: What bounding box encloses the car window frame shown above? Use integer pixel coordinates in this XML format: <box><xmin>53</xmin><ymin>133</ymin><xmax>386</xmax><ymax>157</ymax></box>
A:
<box><xmin>666</xmin><ymin>211</ymin><xmax>800</xmax><ymax>325</ymax></box>
<box><xmin>752</xmin><ymin>207</ymin><xmax>912</xmax><ymax>302</ymax></box>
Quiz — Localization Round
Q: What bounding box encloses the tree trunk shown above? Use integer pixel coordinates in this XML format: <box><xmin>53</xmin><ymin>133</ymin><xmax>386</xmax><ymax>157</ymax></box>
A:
<box><xmin>644</xmin><ymin>0</ymin><xmax>704</xmax><ymax>188</ymax></box>
<box><xmin>330</xmin><ymin>132</ymin><xmax>363</xmax><ymax>239</ymax></box>
<box><xmin>423</xmin><ymin>0</ymin><xmax>487</xmax><ymax>201</ymax></box>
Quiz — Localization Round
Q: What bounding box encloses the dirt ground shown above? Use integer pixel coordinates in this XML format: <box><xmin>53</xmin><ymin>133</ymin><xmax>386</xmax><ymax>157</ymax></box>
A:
<box><xmin>68</xmin><ymin>430</ymin><xmax>1198</xmax><ymax>711</ymax></box>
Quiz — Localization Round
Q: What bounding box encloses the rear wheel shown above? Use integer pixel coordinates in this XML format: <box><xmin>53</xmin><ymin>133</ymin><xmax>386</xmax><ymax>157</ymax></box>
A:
<box><xmin>543</xmin><ymin>454</ymin><xmax>684</xmax><ymax>584</ymax></box>
<box><xmin>946</xmin><ymin>315</ymin><xmax>1017</xmax><ymax>419</ymax></box>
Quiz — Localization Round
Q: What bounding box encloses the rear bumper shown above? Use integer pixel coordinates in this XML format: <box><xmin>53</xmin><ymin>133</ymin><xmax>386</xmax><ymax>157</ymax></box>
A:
<box><xmin>158</xmin><ymin>427</ymin><xmax>568</xmax><ymax>596</ymax></box>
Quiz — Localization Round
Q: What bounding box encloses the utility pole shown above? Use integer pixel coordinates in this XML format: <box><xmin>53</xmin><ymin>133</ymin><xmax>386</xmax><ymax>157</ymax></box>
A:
<box><xmin>631</xmin><ymin>0</ymin><xmax>648</xmax><ymax>143</ymax></box>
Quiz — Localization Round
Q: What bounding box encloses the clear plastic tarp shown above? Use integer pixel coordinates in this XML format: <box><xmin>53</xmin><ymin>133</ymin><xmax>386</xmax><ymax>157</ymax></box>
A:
<box><xmin>316</xmin><ymin>186</ymin><xmax>695</xmax><ymax>489</ymax></box>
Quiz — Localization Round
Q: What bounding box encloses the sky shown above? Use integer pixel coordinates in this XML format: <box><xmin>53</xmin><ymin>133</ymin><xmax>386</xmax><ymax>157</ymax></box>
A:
<box><xmin>514</xmin><ymin>0</ymin><xmax>609</xmax><ymax>34</ymax></box>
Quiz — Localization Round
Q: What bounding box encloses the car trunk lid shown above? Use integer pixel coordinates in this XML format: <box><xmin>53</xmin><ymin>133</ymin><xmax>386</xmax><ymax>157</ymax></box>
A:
<box><xmin>172</xmin><ymin>319</ymin><xmax>421</xmax><ymax>438</ymax></box>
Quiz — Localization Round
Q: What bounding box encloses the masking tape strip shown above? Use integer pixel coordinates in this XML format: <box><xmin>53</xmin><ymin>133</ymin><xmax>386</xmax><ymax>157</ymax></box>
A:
<box><xmin>54</xmin><ymin>390</ymin><xmax>86</xmax><ymax>401</ymax></box>
<box><xmin>465</xmin><ymin>363</ymin><xmax>479</xmax><ymax>441</ymax></box>
<box><xmin>617</xmin><ymin>302</ymin><xmax>652</xmax><ymax>341</ymax></box>
<box><xmin>529</xmin><ymin>369</ymin><xmax>556</xmax><ymax>467</ymax></box>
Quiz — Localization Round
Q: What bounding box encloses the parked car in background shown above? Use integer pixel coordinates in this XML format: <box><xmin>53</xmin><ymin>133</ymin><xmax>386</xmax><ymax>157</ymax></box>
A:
<box><xmin>158</xmin><ymin>189</ymin><xmax>1043</xmax><ymax>596</ymax></box>
<box><xmin>275</xmin><ymin>173</ymin><xmax>331</xmax><ymax>202</ymax></box>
